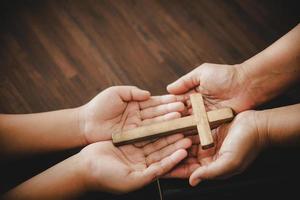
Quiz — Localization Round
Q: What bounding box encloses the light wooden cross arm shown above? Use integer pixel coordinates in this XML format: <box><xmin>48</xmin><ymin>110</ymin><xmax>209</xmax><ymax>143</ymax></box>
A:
<box><xmin>112</xmin><ymin>94</ymin><xmax>234</xmax><ymax>149</ymax></box>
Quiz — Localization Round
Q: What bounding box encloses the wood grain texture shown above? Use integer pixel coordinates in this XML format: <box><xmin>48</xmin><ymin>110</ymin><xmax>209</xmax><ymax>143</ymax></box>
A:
<box><xmin>190</xmin><ymin>94</ymin><xmax>214</xmax><ymax>149</ymax></box>
<box><xmin>113</xmin><ymin>108</ymin><xmax>234</xmax><ymax>146</ymax></box>
<box><xmin>0</xmin><ymin>0</ymin><xmax>299</xmax><ymax>199</ymax></box>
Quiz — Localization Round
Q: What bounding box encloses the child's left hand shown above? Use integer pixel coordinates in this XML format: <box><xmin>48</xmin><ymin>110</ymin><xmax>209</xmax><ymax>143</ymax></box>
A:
<box><xmin>78</xmin><ymin>134</ymin><xmax>191</xmax><ymax>193</ymax></box>
<box><xmin>79</xmin><ymin>86</ymin><xmax>186</xmax><ymax>144</ymax></box>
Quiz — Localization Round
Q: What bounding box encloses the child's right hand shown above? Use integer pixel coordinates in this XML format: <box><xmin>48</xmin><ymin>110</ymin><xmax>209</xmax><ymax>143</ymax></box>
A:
<box><xmin>78</xmin><ymin>86</ymin><xmax>186</xmax><ymax>144</ymax></box>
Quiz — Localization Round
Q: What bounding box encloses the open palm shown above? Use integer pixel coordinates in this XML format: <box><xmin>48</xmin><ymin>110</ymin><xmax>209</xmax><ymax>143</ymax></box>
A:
<box><xmin>80</xmin><ymin>134</ymin><xmax>192</xmax><ymax>193</ymax></box>
<box><xmin>80</xmin><ymin>86</ymin><xmax>185</xmax><ymax>143</ymax></box>
<box><xmin>164</xmin><ymin>111</ymin><xmax>263</xmax><ymax>186</ymax></box>
<box><xmin>167</xmin><ymin>63</ymin><xmax>253</xmax><ymax>113</ymax></box>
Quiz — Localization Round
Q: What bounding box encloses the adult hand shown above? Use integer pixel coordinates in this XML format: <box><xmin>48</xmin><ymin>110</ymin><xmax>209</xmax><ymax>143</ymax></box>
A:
<box><xmin>79</xmin><ymin>86</ymin><xmax>186</xmax><ymax>143</ymax></box>
<box><xmin>79</xmin><ymin>134</ymin><xmax>192</xmax><ymax>193</ymax></box>
<box><xmin>167</xmin><ymin>63</ymin><xmax>254</xmax><ymax>113</ymax></box>
<box><xmin>164</xmin><ymin>111</ymin><xmax>266</xmax><ymax>186</ymax></box>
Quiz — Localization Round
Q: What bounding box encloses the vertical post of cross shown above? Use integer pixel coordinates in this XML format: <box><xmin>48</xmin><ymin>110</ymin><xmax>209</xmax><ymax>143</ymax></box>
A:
<box><xmin>190</xmin><ymin>94</ymin><xmax>214</xmax><ymax>149</ymax></box>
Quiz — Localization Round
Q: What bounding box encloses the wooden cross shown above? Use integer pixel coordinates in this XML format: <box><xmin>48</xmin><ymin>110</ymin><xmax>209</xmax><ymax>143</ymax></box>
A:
<box><xmin>112</xmin><ymin>94</ymin><xmax>234</xmax><ymax>149</ymax></box>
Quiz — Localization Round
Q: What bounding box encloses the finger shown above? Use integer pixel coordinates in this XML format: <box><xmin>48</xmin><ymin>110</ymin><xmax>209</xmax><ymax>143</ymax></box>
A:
<box><xmin>167</xmin><ymin>68</ymin><xmax>201</xmax><ymax>94</ymax></box>
<box><xmin>133</xmin><ymin>138</ymin><xmax>158</xmax><ymax>148</ymax></box>
<box><xmin>139</xmin><ymin>94</ymin><xmax>186</xmax><ymax>109</ymax></box>
<box><xmin>123</xmin><ymin>124</ymin><xmax>138</xmax><ymax>130</ymax></box>
<box><xmin>186</xmin><ymin>99</ymin><xmax>192</xmax><ymax>108</ymax></box>
<box><xmin>189</xmin><ymin>154</ymin><xmax>237</xmax><ymax>186</ymax></box>
<box><xmin>113</xmin><ymin>86</ymin><xmax>151</xmax><ymax>102</ymax></box>
<box><xmin>188</xmin><ymin>135</ymin><xmax>200</xmax><ymax>144</ymax></box>
<box><xmin>143</xmin><ymin>149</ymin><xmax>188</xmax><ymax>181</ymax></box>
<box><xmin>142</xmin><ymin>112</ymin><xmax>181</xmax><ymax>126</ymax></box>
<box><xmin>140</xmin><ymin>102</ymin><xmax>185</xmax><ymax>119</ymax></box>
<box><xmin>163</xmin><ymin>162</ymin><xmax>200</xmax><ymax>179</ymax></box>
<box><xmin>145</xmin><ymin>138</ymin><xmax>192</xmax><ymax>165</ymax></box>
<box><xmin>142</xmin><ymin>134</ymin><xmax>184</xmax><ymax>156</ymax></box>
<box><xmin>188</xmin><ymin>145</ymin><xmax>199</xmax><ymax>157</ymax></box>
<box><xmin>184</xmin><ymin>157</ymin><xmax>199</xmax><ymax>164</ymax></box>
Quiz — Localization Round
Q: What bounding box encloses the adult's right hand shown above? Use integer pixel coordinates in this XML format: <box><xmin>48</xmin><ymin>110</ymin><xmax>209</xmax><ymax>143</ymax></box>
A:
<box><xmin>164</xmin><ymin>110</ymin><xmax>266</xmax><ymax>186</ymax></box>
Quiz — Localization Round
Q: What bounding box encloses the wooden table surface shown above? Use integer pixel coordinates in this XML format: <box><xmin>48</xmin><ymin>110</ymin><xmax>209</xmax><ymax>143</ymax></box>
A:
<box><xmin>0</xmin><ymin>0</ymin><xmax>299</xmax><ymax>199</ymax></box>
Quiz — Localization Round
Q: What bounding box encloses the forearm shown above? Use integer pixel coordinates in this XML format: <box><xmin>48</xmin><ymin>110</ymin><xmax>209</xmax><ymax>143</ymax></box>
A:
<box><xmin>257</xmin><ymin>103</ymin><xmax>300</xmax><ymax>146</ymax></box>
<box><xmin>0</xmin><ymin>108</ymin><xmax>87</xmax><ymax>158</ymax></box>
<box><xmin>3</xmin><ymin>154</ymin><xmax>87</xmax><ymax>200</ymax></box>
<box><xmin>239</xmin><ymin>24</ymin><xmax>300</xmax><ymax>106</ymax></box>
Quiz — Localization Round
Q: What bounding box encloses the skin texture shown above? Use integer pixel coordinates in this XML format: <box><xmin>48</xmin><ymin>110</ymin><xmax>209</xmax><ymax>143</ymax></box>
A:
<box><xmin>81</xmin><ymin>135</ymin><xmax>191</xmax><ymax>193</ymax></box>
<box><xmin>167</xmin><ymin>24</ymin><xmax>300</xmax><ymax>113</ymax></box>
<box><xmin>166</xmin><ymin>24</ymin><xmax>300</xmax><ymax>184</ymax></box>
<box><xmin>164</xmin><ymin>110</ymin><xmax>262</xmax><ymax>183</ymax></box>
<box><xmin>79</xmin><ymin>86</ymin><xmax>186</xmax><ymax>143</ymax></box>
<box><xmin>168</xmin><ymin>63</ymin><xmax>251</xmax><ymax>113</ymax></box>
<box><xmin>1</xmin><ymin>86</ymin><xmax>190</xmax><ymax>199</ymax></box>
<box><xmin>2</xmin><ymin>23</ymin><xmax>300</xmax><ymax>198</ymax></box>
<box><xmin>3</xmin><ymin>134</ymin><xmax>192</xmax><ymax>199</ymax></box>
<box><xmin>0</xmin><ymin>86</ymin><xmax>186</xmax><ymax>157</ymax></box>
<box><xmin>164</xmin><ymin>104</ymin><xmax>300</xmax><ymax>186</ymax></box>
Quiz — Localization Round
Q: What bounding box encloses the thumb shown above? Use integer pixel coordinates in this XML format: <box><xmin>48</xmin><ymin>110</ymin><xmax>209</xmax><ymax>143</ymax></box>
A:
<box><xmin>189</xmin><ymin>154</ymin><xmax>239</xmax><ymax>186</ymax></box>
<box><xmin>114</xmin><ymin>86</ymin><xmax>151</xmax><ymax>102</ymax></box>
<box><xmin>167</xmin><ymin>67</ymin><xmax>201</xmax><ymax>94</ymax></box>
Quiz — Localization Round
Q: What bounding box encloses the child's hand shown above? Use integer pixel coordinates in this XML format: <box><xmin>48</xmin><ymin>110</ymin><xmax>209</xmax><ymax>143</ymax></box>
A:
<box><xmin>79</xmin><ymin>86</ymin><xmax>186</xmax><ymax>144</ymax></box>
<box><xmin>164</xmin><ymin>111</ymin><xmax>266</xmax><ymax>186</ymax></box>
<box><xmin>2</xmin><ymin>133</ymin><xmax>191</xmax><ymax>199</ymax></box>
<box><xmin>79</xmin><ymin>134</ymin><xmax>191</xmax><ymax>193</ymax></box>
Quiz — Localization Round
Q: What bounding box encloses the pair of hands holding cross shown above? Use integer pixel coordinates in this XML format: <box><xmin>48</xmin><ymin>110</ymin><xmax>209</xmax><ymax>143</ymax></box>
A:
<box><xmin>75</xmin><ymin>61</ymin><xmax>258</xmax><ymax>193</ymax></box>
<box><xmin>2</xmin><ymin>65</ymin><xmax>260</xmax><ymax>199</ymax></box>
<box><xmin>77</xmin><ymin>64</ymin><xmax>255</xmax><ymax>193</ymax></box>
<box><xmin>76</xmin><ymin>24</ymin><xmax>300</xmax><ymax>192</ymax></box>
<box><xmin>78</xmin><ymin>63</ymin><xmax>265</xmax><ymax>191</ymax></box>
<box><xmin>3</xmin><ymin>24</ymin><xmax>300</xmax><ymax>199</ymax></box>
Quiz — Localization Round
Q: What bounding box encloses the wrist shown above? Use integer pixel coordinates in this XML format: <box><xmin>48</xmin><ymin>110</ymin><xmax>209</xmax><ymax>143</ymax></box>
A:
<box><xmin>70</xmin><ymin>153</ymin><xmax>91</xmax><ymax>194</ymax></box>
<box><xmin>78</xmin><ymin>146</ymin><xmax>101</xmax><ymax>192</ymax></box>
<box><xmin>235</xmin><ymin>62</ymin><xmax>267</xmax><ymax>109</ymax></box>
<box><xmin>253</xmin><ymin>110</ymin><xmax>270</xmax><ymax>149</ymax></box>
<box><xmin>65</xmin><ymin>153</ymin><xmax>90</xmax><ymax>194</ymax></box>
<box><xmin>76</xmin><ymin>106</ymin><xmax>89</xmax><ymax>146</ymax></box>
<box><xmin>232</xmin><ymin>63</ymin><xmax>258</xmax><ymax>110</ymax></box>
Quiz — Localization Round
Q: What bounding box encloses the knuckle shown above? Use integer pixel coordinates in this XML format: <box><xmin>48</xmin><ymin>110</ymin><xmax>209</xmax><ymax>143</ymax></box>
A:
<box><xmin>146</xmin><ymin>155</ymin><xmax>155</xmax><ymax>166</ymax></box>
<box><xmin>108</xmin><ymin>86</ymin><xmax>118</xmax><ymax>91</ymax></box>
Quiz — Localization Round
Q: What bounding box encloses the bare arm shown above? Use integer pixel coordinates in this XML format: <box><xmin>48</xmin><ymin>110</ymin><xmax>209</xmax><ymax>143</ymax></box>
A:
<box><xmin>241</xmin><ymin>23</ymin><xmax>300</xmax><ymax>106</ymax></box>
<box><xmin>3</xmin><ymin>135</ymin><xmax>191</xmax><ymax>199</ymax></box>
<box><xmin>0</xmin><ymin>86</ymin><xmax>186</xmax><ymax>158</ymax></box>
<box><xmin>187</xmin><ymin>103</ymin><xmax>300</xmax><ymax>185</ymax></box>
<box><xmin>2</xmin><ymin>153</ymin><xmax>86</xmax><ymax>200</ymax></box>
<box><xmin>0</xmin><ymin>108</ymin><xmax>85</xmax><ymax>158</ymax></box>
<box><xmin>167</xmin><ymin>24</ymin><xmax>300</xmax><ymax>112</ymax></box>
<box><xmin>258</xmin><ymin>103</ymin><xmax>300</xmax><ymax>146</ymax></box>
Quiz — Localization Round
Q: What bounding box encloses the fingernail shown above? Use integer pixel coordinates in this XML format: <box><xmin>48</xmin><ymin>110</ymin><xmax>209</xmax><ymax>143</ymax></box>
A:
<box><xmin>143</xmin><ymin>90</ymin><xmax>150</xmax><ymax>94</ymax></box>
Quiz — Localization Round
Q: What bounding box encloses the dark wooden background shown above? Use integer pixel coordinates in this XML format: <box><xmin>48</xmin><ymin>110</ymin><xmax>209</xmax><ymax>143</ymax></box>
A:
<box><xmin>0</xmin><ymin>0</ymin><xmax>299</xmax><ymax>199</ymax></box>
